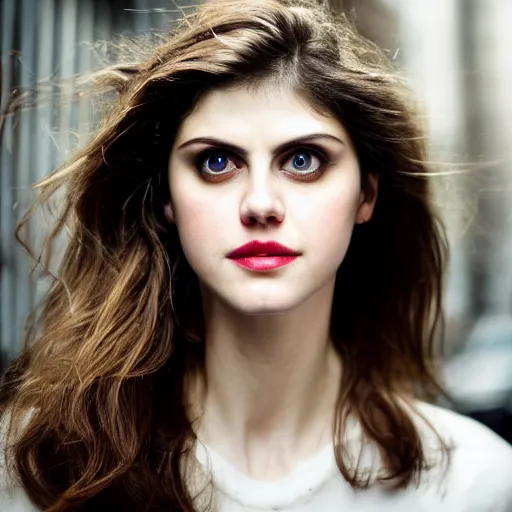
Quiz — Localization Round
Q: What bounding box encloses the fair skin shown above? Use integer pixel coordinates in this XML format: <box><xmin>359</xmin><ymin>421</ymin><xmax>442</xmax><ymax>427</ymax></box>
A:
<box><xmin>167</xmin><ymin>84</ymin><xmax>378</xmax><ymax>480</ymax></box>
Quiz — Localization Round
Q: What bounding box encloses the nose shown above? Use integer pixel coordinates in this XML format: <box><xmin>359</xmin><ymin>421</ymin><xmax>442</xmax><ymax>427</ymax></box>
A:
<box><xmin>239</xmin><ymin>168</ymin><xmax>285</xmax><ymax>227</ymax></box>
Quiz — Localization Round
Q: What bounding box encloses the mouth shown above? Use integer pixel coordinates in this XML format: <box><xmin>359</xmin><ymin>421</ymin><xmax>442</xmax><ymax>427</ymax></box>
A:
<box><xmin>227</xmin><ymin>241</ymin><xmax>300</xmax><ymax>272</ymax></box>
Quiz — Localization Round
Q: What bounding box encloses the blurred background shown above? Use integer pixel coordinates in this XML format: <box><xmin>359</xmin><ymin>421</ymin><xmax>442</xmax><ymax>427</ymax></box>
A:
<box><xmin>1</xmin><ymin>0</ymin><xmax>511</xmax><ymax>442</ymax></box>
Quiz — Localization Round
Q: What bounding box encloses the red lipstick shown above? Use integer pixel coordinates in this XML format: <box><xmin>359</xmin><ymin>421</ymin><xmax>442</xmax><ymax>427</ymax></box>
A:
<box><xmin>227</xmin><ymin>241</ymin><xmax>300</xmax><ymax>272</ymax></box>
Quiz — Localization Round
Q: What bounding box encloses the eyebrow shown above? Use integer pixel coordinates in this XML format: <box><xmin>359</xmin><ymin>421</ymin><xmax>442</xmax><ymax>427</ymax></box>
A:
<box><xmin>176</xmin><ymin>133</ymin><xmax>345</xmax><ymax>158</ymax></box>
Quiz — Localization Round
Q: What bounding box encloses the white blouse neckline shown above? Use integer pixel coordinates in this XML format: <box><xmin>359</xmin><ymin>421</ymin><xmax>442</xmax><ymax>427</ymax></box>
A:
<box><xmin>195</xmin><ymin>440</ymin><xmax>342</xmax><ymax>509</ymax></box>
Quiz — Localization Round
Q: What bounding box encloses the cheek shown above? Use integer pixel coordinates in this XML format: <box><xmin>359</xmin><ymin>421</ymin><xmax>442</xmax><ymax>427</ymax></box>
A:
<box><xmin>290</xmin><ymin>176</ymin><xmax>361</xmax><ymax>273</ymax></box>
<box><xmin>172</xmin><ymin>189</ymin><xmax>230</xmax><ymax>267</ymax></box>
<box><xmin>315</xmin><ymin>199</ymin><xmax>358</xmax><ymax>262</ymax></box>
<box><xmin>294</xmin><ymin>184</ymin><xmax>360</xmax><ymax>241</ymax></box>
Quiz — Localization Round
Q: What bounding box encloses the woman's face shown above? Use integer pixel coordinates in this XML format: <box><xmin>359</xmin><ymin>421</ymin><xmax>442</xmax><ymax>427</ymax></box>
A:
<box><xmin>167</xmin><ymin>85</ymin><xmax>376</xmax><ymax>315</ymax></box>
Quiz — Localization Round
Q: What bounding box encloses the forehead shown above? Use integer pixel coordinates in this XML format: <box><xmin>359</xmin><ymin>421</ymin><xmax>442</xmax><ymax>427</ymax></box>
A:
<box><xmin>173</xmin><ymin>84</ymin><xmax>349</xmax><ymax>146</ymax></box>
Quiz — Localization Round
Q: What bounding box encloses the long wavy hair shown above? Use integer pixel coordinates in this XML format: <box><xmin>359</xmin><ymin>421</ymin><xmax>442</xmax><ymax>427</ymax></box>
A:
<box><xmin>0</xmin><ymin>0</ymin><xmax>449</xmax><ymax>510</ymax></box>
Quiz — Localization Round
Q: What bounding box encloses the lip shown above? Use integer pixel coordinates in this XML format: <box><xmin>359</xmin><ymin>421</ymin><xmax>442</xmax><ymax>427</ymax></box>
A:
<box><xmin>228</xmin><ymin>241</ymin><xmax>299</xmax><ymax>258</ymax></box>
<box><xmin>227</xmin><ymin>241</ymin><xmax>300</xmax><ymax>272</ymax></box>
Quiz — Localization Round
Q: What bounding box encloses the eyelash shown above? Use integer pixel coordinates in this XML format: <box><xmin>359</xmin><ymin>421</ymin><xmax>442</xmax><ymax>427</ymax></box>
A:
<box><xmin>193</xmin><ymin>146</ymin><xmax>331</xmax><ymax>181</ymax></box>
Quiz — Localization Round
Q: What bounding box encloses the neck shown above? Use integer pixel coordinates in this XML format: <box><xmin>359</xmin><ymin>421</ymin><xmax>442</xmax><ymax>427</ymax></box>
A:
<box><xmin>191</xmin><ymin>283</ymin><xmax>342</xmax><ymax>478</ymax></box>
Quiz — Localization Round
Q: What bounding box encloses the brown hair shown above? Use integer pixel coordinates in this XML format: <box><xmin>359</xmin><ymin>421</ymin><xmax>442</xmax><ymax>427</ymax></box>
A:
<box><xmin>0</xmin><ymin>0</ymin><xmax>449</xmax><ymax>510</ymax></box>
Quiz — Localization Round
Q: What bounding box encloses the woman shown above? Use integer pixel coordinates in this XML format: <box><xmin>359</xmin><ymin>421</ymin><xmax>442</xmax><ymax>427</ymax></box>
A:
<box><xmin>1</xmin><ymin>0</ymin><xmax>511</xmax><ymax>510</ymax></box>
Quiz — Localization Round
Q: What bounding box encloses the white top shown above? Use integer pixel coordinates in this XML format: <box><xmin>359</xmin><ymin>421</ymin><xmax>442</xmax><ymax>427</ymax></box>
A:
<box><xmin>2</xmin><ymin>402</ymin><xmax>512</xmax><ymax>511</ymax></box>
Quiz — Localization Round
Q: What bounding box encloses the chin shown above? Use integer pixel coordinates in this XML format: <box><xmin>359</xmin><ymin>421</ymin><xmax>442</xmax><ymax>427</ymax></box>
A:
<box><xmin>223</xmin><ymin>290</ymin><xmax>306</xmax><ymax>316</ymax></box>
<box><xmin>202</xmin><ymin>278</ymin><xmax>320</xmax><ymax>317</ymax></box>
<box><xmin>235</xmin><ymin>303</ymin><xmax>297</xmax><ymax>316</ymax></box>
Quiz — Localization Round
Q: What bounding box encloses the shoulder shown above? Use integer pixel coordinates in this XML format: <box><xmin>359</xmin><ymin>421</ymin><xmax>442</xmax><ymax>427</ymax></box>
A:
<box><xmin>414</xmin><ymin>401</ymin><xmax>512</xmax><ymax>464</ymax></box>
<box><xmin>413</xmin><ymin>401</ymin><xmax>512</xmax><ymax>511</ymax></box>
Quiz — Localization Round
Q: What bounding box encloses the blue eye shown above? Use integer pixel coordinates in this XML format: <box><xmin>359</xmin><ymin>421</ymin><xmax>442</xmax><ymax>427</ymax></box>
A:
<box><xmin>207</xmin><ymin>154</ymin><xmax>228</xmax><ymax>172</ymax></box>
<box><xmin>292</xmin><ymin>153</ymin><xmax>311</xmax><ymax>170</ymax></box>
<box><xmin>283</xmin><ymin>150</ymin><xmax>322</xmax><ymax>175</ymax></box>
<box><xmin>199</xmin><ymin>152</ymin><xmax>237</xmax><ymax>175</ymax></box>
